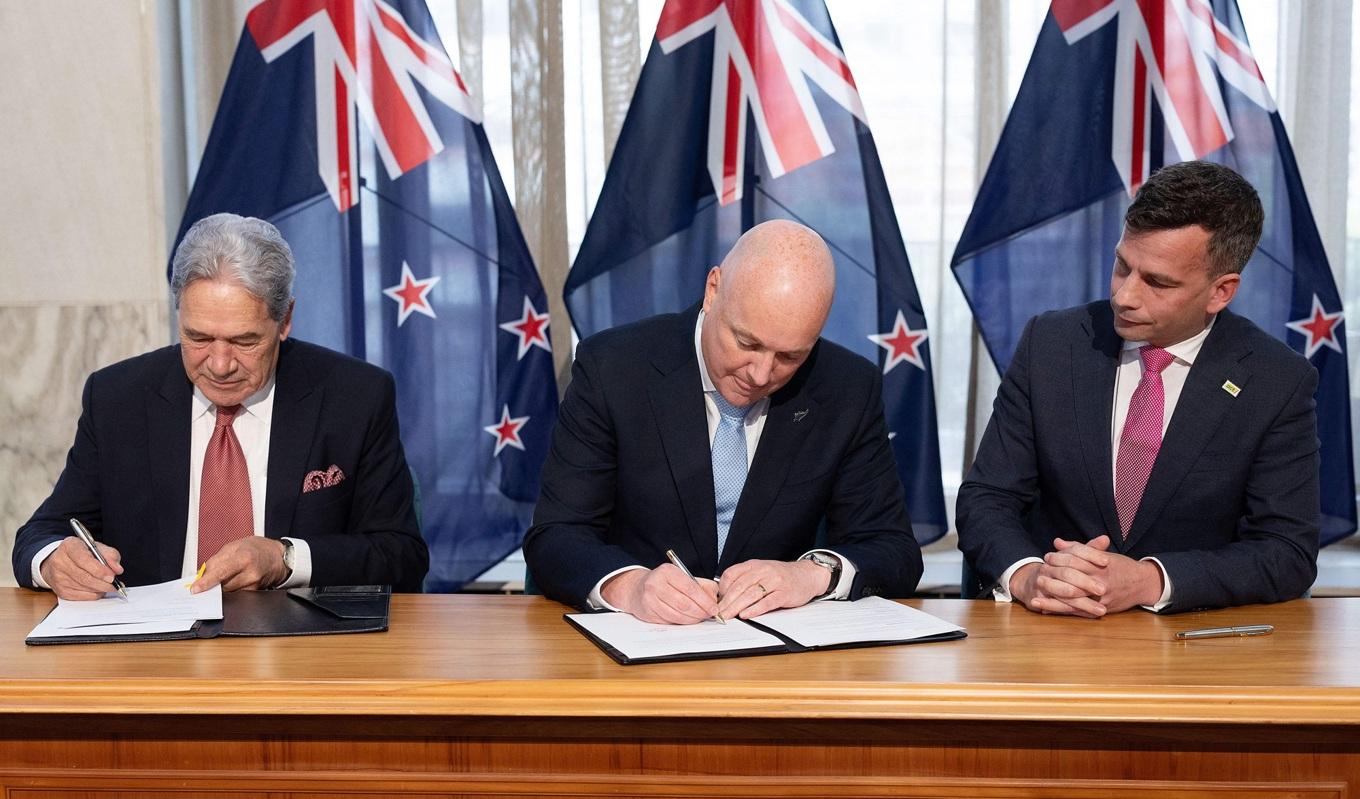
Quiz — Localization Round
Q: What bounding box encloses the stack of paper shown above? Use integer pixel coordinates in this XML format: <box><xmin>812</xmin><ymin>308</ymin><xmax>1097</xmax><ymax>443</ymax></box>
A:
<box><xmin>27</xmin><ymin>578</ymin><xmax>224</xmax><ymax>640</ymax></box>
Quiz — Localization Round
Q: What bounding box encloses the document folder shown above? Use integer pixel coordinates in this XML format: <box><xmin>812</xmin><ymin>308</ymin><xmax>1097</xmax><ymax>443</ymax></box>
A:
<box><xmin>565</xmin><ymin>597</ymin><xmax>967</xmax><ymax>665</ymax></box>
<box><xmin>26</xmin><ymin>585</ymin><xmax>390</xmax><ymax>645</ymax></box>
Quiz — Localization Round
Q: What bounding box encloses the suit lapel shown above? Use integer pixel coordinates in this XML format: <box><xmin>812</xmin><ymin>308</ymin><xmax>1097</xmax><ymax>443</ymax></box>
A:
<box><xmin>1123</xmin><ymin>314</ymin><xmax>1249</xmax><ymax>549</ymax></box>
<box><xmin>148</xmin><ymin>355</ymin><xmax>192</xmax><ymax>580</ymax></box>
<box><xmin>646</xmin><ymin>311</ymin><xmax>721</xmax><ymax>575</ymax></box>
<box><xmin>721</xmin><ymin>383</ymin><xmax>817</xmax><ymax>569</ymax></box>
<box><xmin>1072</xmin><ymin>305</ymin><xmax>1123</xmax><ymax>543</ymax></box>
<box><xmin>265</xmin><ymin>341</ymin><xmax>323</xmax><ymax>538</ymax></box>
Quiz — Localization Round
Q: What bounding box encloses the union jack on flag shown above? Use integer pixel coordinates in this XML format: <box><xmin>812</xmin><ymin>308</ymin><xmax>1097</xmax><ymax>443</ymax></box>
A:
<box><xmin>174</xmin><ymin>0</ymin><xmax>558</xmax><ymax>589</ymax></box>
<box><xmin>567</xmin><ymin>0</ymin><xmax>948</xmax><ymax>544</ymax></box>
<box><xmin>952</xmin><ymin>0</ymin><xmax>1355</xmax><ymax>544</ymax></box>
<box><xmin>1052</xmin><ymin>0</ymin><xmax>1274</xmax><ymax>194</ymax></box>
<box><xmin>655</xmin><ymin>0</ymin><xmax>865</xmax><ymax>205</ymax></box>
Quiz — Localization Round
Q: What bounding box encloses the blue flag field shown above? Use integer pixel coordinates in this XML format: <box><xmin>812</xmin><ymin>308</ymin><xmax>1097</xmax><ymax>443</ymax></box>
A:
<box><xmin>952</xmin><ymin>0</ymin><xmax>1355</xmax><ymax>543</ymax></box>
<box><xmin>173</xmin><ymin>0</ymin><xmax>558</xmax><ymax>589</ymax></box>
<box><xmin>566</xmin><ymin>0</ymin><xmax>947</xmax><ymax>543</ymax></box>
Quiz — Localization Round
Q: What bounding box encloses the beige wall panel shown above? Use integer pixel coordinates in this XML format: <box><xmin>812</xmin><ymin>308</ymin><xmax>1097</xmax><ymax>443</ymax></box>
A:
<box><xmin>0</xmin><ymin>0</ymin><xmax>168</xmax><ymax>305</ymax></box>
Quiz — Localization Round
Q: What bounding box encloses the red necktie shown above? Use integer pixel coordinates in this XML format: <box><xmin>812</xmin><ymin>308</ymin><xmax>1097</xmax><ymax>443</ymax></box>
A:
<box><xmin>198</xmin><ymin>404</ymin><xmax>253</xmax><ymax>561</ymax></box>
<box><xmin>1114</xmin><ymin>346</ymin><xmax>1175</xmax><ymax>539</ymax></box>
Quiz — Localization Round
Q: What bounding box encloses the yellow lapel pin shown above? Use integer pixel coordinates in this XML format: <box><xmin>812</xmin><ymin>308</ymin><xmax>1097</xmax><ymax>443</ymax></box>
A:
<box><xmin>1221</xmin><ymin>380</ymin><xmax>1241</xmax><ymax>397</ymax></box>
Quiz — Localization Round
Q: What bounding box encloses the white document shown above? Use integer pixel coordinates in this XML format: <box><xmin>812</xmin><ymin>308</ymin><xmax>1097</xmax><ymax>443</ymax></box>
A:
<box><xmin>752</xmin><ymin>596</ymin><xmax>964</xmax><ymax>648</ymax></box>
<box><xmin>27</xmin><ymin>578</ymin><xmax>223</xmax><ymax>640</ymax></box>
<box><xmin>566</xmin><ymin>612</ymin><xmax>784</xmax><ymax>661</ymax></box>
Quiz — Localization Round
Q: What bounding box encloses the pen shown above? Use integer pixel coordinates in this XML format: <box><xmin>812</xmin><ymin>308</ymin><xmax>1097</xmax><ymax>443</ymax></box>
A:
<box><xmin>665</xmin><ymin>549</ymin><xmax>725</xmax><ymax>625</ymax></box>
<box><xmin>1175</xmin><ymin>624</ymin><xmax>1273</xmax><ymax>640</ymax></box>
<box><xmin>68</xmin><ymin>518</ymin><xmax>129</xmax><ymax>601</ymax></box>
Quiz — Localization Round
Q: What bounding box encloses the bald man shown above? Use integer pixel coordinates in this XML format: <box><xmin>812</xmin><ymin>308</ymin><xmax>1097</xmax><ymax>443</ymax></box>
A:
<box><xmin>525</xmin><ymin>221</ymin><xmax>922</xmax><ymax>623</ymax></box>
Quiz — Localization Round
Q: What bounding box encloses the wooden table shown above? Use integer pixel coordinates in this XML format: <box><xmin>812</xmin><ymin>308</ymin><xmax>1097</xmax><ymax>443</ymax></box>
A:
<box><xmin>2</xmin><ymin>591</ymin><xmax>1359</xmax><ymax>798</ymax></box>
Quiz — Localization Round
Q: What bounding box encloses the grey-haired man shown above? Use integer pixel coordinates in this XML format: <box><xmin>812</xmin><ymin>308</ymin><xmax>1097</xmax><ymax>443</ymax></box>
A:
<box><xmin>13</xmin><ymin>213</ymin><xmax>429</xmax><ymax>598</ymax></box>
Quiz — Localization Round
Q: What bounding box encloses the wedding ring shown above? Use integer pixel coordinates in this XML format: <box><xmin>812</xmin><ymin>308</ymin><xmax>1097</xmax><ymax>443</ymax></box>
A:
<box><xmin>756</xmin><ymin>583</ymin><xmax>768</xmax><ymax>595</ymax></box>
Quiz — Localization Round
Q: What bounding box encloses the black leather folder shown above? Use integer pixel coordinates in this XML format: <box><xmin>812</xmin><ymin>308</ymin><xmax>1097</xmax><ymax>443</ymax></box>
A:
<box><xmin>25</xmin><ymin>586</ymin><xmax>390</xmax><ymax>645</ymax></box>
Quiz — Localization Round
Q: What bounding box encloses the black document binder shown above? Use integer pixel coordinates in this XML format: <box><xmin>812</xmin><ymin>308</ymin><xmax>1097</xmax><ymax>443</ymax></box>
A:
<box><xmin>564</xmin><ymin>612</ymin><xmax>967</xmax><ymax>665</ymax></box>
<box><xmin>25</xmin><ymin>586</ymin><xmax>390</xmax><ymax>645</ymax></box>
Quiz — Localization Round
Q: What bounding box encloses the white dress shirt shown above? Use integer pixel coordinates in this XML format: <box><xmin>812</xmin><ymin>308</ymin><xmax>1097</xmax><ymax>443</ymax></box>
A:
<box><xmin>587</xmin><ymin>312</ymin><xmax>855</xmax><ymax>610</ymax></box>
<box><xmin>33</xmin><ymin>378</ymin><xmax>312</xmax><ymax>589</ymax></box>
<box><xmin>993</xmin><ymin>317</ymin><xmax>1217</xmax><ymax>611</ymax></box>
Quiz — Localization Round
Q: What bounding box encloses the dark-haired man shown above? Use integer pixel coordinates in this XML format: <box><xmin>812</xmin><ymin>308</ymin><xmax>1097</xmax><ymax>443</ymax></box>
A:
<box><xmin>957</xmin><ymin>161</ymin><xmax>1319</xmax><ymax>616</ymax></box>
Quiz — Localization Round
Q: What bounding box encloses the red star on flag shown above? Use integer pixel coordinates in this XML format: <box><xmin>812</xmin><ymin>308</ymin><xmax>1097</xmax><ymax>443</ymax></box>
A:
<box><xmin>1285</xmin><ymin>294</ymin><xmax>1345</xmax><ymax>360</ymax></box>
<box><xmin>382</xmin><ymin>261</ymin><xmax>440</xmax><ymax>326</ymax></box>
<box><xmin>498</xmin><ymin>297</ymin><xmax>552</xmax><ymax>359</ymax></box>
<box><xmin>867</xmin><ymin>310</ymin><xmax>928</xmax><ymax>373</ymax></box>
<box><xmin>483</xmin><ymin>405</ymin><xmax>529</xmax><ymax>457</ymax></box>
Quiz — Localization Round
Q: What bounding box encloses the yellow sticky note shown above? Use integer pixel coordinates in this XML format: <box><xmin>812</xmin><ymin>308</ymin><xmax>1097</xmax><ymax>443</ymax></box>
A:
<box><xmin>187</xmin><ymin>562</ymin><xmax>206</xmax><ymax>587</ymax></box>
<box><xmin>1222</xmin><ymin>380</ymin><xmax>1241</xmax><ymax>397</ymax></box>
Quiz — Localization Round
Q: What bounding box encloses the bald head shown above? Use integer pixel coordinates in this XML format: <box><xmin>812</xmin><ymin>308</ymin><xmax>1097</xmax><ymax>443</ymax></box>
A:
<box><xmin>699</xmin><ymin>221</ymin><xmax>836</xmax><ymax>406</ymax></box>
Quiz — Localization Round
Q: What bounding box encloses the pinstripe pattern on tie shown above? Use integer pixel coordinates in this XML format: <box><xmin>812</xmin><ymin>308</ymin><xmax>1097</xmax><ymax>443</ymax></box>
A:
<box><xmin>710</xmin><ymin>391</ymin><xmax>749</xmax><ymax>560</ymax></box>
<box><xmin>198</xmin><ymin>404</ymin><xmax>253</xmax><ymax>562</ymax></box>
<box><xmin>1115</xmin><ymin>346</ymin><xmax>1175</xmax><ymax>538</ymax></box>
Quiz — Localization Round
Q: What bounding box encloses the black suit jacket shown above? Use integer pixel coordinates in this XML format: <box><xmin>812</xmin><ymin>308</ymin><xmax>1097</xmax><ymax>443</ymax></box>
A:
<box><xmin>12</xmin><ymin>339</ymin><xmax>429</xmax><ymax>592</ymax></box>
<box><xmin>957</xmin><ymin>302</ymin><xmax>1319</xmax><ymax>612</ymax></box>
<box><xmin>524</xmin><ymin>305</ymin><xmax>922</xmax><ymax>608</ymax></box>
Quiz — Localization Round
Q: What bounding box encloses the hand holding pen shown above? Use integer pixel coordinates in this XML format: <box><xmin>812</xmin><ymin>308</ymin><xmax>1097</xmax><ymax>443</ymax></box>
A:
<box><xmin>36</xmin><ymin>519</ymin><xmax>128</xmax><ymax>602</ymax></box>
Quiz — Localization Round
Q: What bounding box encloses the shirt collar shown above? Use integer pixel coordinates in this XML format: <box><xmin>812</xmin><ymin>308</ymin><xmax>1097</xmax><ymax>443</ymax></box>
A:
<box><xmin>191</xmin><ymin>376</ymin><xmax>277</xmax><ymax>424</ymax></box>
<box><xmin>1120</xmin><ymin>314</ymin><xmax>1217</xmax><ymax>367</ymax></box>
<box><xmin>695</xmin><ymin>310</ymin><xmax>718</xmax><ymax>394</ymax></box>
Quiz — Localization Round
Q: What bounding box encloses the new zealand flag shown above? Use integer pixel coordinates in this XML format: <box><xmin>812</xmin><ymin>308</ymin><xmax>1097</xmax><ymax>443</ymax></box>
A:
<box><xmin>173</xmin><ymin>0</ymin><xmax>558</xmax><ymax>589</ymax></box>
<box><xmin>952</xmin><ymin>0</ymin><xmax>1355</xmax><ymax>543</ymax></box>
<box><xmin>565</xmin><ymin>0</ymin><xmax>947</xmax><ymax>543</ymax></box>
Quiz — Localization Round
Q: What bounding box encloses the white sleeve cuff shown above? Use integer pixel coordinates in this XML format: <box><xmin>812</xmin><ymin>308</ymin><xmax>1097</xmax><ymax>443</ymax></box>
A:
<box><xmin>31</xmin><ymin>541</ymin><xmax>63</xmax><ymax>590</ymax></box>
<box><xmin>277</xmin><ymin>537</ymin><xmax>312</xmax><ymax>589</ymax></box>
<box><xmin>993</xmin><ymin>557</ymin><xmax>1043</xmax><ymax>602</ymax></box>
<box><xmin>586</xmin><ymin>565</ymin><xmax>646</xmax><ymax>611</ymax></box>
<box><xmin>1139</xmin><ymin>556</ymin><xmax>1173</xmax><ymax>612</ymax></box>
<box><xmin>801</xmin><ymin>549</ymin><xmax>855</xmax><ymax>600</ymax></box>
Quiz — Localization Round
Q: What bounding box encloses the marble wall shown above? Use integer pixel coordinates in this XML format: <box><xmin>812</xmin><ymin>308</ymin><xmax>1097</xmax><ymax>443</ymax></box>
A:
<box><xmin>0</xmin><ymin>2</ymin><xmax>170</xmax><ymax>586</ymax></box>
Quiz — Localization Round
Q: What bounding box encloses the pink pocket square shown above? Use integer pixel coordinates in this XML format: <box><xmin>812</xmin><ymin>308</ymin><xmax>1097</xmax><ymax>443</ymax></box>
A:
<box><xmin>302</xmin><ymin>464</ymin><xmax>346</xmax><ymax>493</ymax></box>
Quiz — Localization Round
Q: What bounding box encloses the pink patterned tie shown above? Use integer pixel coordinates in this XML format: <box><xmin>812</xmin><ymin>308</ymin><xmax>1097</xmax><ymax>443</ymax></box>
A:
<box><xmin>1114</xmin><ymin>346</ymin><xmax>1175</xmax><ymax>539</ymax></box>
<box><xmin>198</xmin><ymin>404</ymin><xmax>253</xmax><ymax>562</ymax></box>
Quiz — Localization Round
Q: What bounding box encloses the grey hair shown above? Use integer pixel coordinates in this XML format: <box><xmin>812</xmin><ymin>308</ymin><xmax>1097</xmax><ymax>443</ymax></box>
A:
<box><xmin>170</xmin><ymin>213</ymin><xmax>296</xmax><ymax>321</ymax></box>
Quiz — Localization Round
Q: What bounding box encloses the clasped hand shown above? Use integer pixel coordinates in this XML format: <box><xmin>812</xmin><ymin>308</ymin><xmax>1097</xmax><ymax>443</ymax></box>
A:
<box><xmin>1009</xmin><ymin>535</ymin><xmax>1163</xmax><ymax>618</ymax></box>
<box><xmin>601</xmin><ymin>558</ymin><xmax>832</xmax><ymax>625</ymax></box>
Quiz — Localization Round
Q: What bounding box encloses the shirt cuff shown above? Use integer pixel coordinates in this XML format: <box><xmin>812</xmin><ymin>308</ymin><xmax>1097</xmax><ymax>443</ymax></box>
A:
<box><xmin>31</xmin><ymin>541</ymin><xmax>62</xmax><ymax>590</ymax></box>
<box><xmin>277</xmin><ymin>537</ymin><xmax>312</xmax><ymax>589</ymax></box>
<box><xmin>1139</xmin><ymin>556</ymin><xmax>1173</xmax><ymax>612</ymax></box>
<box><xmin>993</xmin><ymin>557</ymin><xmax>1043</xmax><ymax>602</ymax></box>
<box><xmin>587</xmin><ymin>565</ymin><xmax>646</xmax><ymax>611</ymax></box>
<box><xmin>800</xmin><ymin>549</ymin><xmax>856</xmax><ymax>600</ymax></box>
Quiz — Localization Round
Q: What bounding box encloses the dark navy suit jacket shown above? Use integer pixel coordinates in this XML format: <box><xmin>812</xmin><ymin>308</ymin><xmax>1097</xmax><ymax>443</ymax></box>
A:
<box><xmin>524</xmin><ymin>305</ymin><xmax>922</xmax><ymax>609</ymax></box>
<box><xmin>12</xmin><ymin>339</ymin><xmax>429</xmax><ymax>592</ymax></box>
<box><xmin>957</xmin><ymin>302</ymin><xmax>1319</xmax><ymax>613</ymax></box>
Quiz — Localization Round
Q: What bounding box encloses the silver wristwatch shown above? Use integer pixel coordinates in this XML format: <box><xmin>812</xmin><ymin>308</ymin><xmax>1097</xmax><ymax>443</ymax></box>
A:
<box><xmin>802</xmin><ymin>551</ymin><xmax>842</xmax><ymax>599</ymax></box>
<box><xmin>277</xmin><ymin>538</ymin><xmax>296</xmax><ymax>588</ymax></box>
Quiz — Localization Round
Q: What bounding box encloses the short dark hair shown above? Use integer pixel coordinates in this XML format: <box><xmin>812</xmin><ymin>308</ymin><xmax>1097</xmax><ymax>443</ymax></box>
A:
<box><xmin>1124</xmin><ymin>161</ymin><xmax>1263</xmax><ymax>276</ymax></box>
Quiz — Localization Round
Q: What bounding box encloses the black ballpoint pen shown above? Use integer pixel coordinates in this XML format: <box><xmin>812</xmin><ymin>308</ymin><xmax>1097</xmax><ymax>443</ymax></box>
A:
<box><xmin>68</xmin><ymin>518</ymin><xmax>129</xmax><ymax>601</ymax></box>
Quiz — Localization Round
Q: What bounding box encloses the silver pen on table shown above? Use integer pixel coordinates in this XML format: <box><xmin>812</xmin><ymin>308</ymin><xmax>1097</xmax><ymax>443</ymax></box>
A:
<box><xmin>68</xmin><ymin>518</ymin><xmax>129</xmax><ymax>601</ymax></box>
<box><xmin>664</xmin><ymin>549</ymin><xmax>725</xmax><ymax>625</ymax></box>
<box><xmin>1174</xmin><ymin>624</ymin><xmax>1273</xmax><ymax>640</ymax></box>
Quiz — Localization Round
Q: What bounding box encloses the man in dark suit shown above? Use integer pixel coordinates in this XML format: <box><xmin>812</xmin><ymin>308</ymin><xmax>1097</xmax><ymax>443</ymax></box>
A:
<box><xmin>525</xmin><ymin>220</ymin><xmax>921</xmax><ymax>624</ymax></box>
<box><xmin>957</xmin><ymin>161</ymin><xmax>1319</xmax><ymax>616</ymax></box>
<box><xmin>13</xmin><ymin>213</ymin><xmax>428</xmax><ymax>598</ymax></box>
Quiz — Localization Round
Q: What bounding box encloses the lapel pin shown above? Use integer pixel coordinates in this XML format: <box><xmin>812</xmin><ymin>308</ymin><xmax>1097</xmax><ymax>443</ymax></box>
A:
<box><xmin>792</xmin><ymin>409</ymin><xmax>809</xmax><ymax>423</ymax></box>
<box><xmin>1221</xmin><ymin>380</ymin><xmax>1241</xmax><ymax>397</ymax></box>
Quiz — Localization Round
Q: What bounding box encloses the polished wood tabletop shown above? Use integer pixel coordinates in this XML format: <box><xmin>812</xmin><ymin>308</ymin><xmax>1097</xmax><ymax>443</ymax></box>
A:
<box><xmin>3</xmin><ymin>590</ymin><xmax>1358</xmax><ymax>725</ymax></box>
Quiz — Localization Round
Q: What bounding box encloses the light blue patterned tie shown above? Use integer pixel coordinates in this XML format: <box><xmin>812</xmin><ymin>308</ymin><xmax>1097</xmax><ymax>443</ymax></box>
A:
<box><xmin>710</xmin><ymin>391</ymin><xmax>749</xmax><ymax>561</ymax></box>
